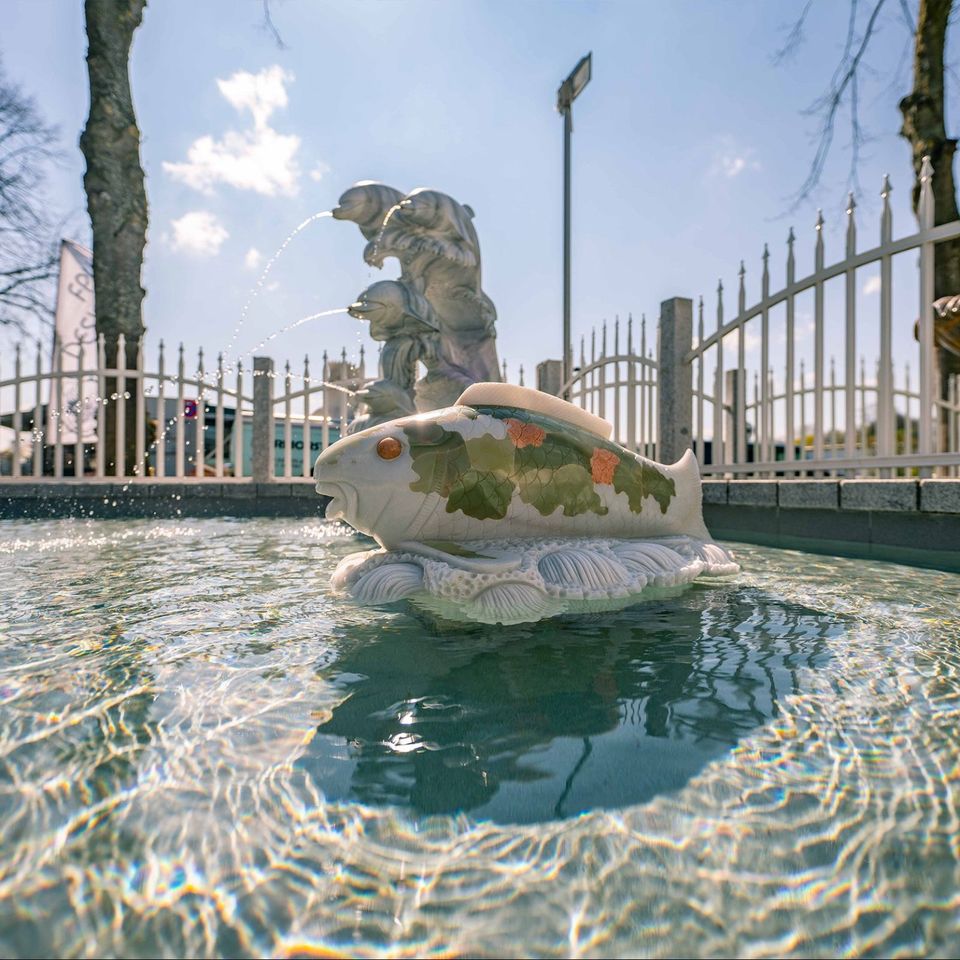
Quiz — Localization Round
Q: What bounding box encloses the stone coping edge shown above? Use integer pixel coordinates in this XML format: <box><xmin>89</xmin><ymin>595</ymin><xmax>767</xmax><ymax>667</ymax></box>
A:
<box><xmin>0</xmin><ymin>480</ymin><xmax>329</xmax><ymax>519</ymax></box>
<box><xmin>704</xmin><ymin>503</ymin><xmax>960</xmax><ymax>573</ymax></box>
<box><xmin>703</xmin><ymin>478</ymin><xmax>960</xmax><ymax>514</ymax></box>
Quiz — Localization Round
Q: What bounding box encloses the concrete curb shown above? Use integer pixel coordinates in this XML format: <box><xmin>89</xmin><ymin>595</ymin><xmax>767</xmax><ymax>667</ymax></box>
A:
<box><xmin>0</xmin><ymin>480</ymin><xmax>329</xmax><ymax>520</ymax></box>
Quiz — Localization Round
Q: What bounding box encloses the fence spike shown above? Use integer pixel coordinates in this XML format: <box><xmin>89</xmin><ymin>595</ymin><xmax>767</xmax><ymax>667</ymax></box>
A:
<box><xmin>580</xmin><ymin>335</ymin><xmax>585</xmax><ymax>366</ymax></box>
<box><xmin>614</xmin><ymin>315</ymin><xmax>620</xmax><ymax>354</ymax></box>
<box><xmin>591</xmin><ymin>328</ymin><xmax>596</xmax><ymax>363</ymax></box>
<box><xmin>738</xmin><ymin>261</ymin><xmax>746</xmax><ymax>314</ymax></box>
<box><xmin>814</xmin><ymin>209</ymin><xmax>825</xmax><ymax>273</ymax></box>
<box><xmin>880</xmin><ymin>174</ymin><xmax>893</xmax><ymax>242</ymax></box>
<box><xmin>627</xmin><ymin>313</ymin><xmax>633</xmax><ymax>354</ymax></box>
<box><xmin>846</xmin><ymin>192</ymin><xmax>857</xmax><ymax>256</ymax></box>
<box><xmin>919</xmin><ymin>156</ymin><xmax>934</xmax><ymax>230</ymax></box>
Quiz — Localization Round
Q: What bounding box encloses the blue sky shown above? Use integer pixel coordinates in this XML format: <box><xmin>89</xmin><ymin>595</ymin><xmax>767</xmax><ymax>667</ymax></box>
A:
<box><xmin>3</xmin><ymin>0</ymin><xmax>951</xmax><ymax>390</ymax></box>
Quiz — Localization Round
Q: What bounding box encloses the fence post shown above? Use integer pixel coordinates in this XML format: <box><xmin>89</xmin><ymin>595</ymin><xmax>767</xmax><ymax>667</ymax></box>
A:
<box><xmin>725</xmin><ymin>369</ymin><xmax>744</xmax><ymax>465</ymax></box>
<box><xmin>657</xmin><ymin>296</ymin><xmax>693</xmax><ymax>463</ymax></box>
<box><xmin>252</xmin><ymin>356</ymin><xmax>274</xmax><ymax>483</ymax></box>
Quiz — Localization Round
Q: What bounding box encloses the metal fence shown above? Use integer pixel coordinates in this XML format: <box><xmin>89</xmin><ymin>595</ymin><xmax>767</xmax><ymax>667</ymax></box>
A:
<box><xmin>0</xmin><ymin>336</ymin><xmax>529</xmax><ymax>481</ymax></box>
<box><xmin>5</xmin><ymin>160</ymin><xmax>960</xmax><ymax>484</ymax></box>
<box><xmin>0</xmin><ymin>336</ymin><xmax>363</xmax><ymax>480</ymax></box>
<box><xmin>686</xmin><ymin>159</ymin><xmax>960</xmax><ymax>477</ymax></box>
<box><xmin>562</xmin><ymin>313</ymin><xmax>659</xmax><ymax>458</ymax></box>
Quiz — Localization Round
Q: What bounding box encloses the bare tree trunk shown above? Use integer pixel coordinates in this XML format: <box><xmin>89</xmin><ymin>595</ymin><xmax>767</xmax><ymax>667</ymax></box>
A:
<box><xmin>80</xmin><ymin>0</ymin><xmax>147</xmax><ymax>475</ymax></box>
<box><xmin>899</xmin><ymin>0</ymin><xmax>960</xmax><ymax>448</ymax></box>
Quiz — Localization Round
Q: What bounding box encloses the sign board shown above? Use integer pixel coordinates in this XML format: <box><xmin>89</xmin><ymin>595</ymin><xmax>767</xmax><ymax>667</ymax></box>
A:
<box><xmin>230</xmin><ymin>416</ymin><xmax>341</xmax><ymax>477</ymax></box>
<box><xmin>48</xmin><ymin>240</ymin><xmax>98</xmax><ymax>444</ymax></box>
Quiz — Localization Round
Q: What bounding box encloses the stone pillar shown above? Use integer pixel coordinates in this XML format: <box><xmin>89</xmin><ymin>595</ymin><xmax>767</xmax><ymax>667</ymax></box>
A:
<box><xmin>252</xmin><ymin>356</ymin><xmax>274</xmax><ymax>483</ymax></box>
<box><xmin>657</xmin><ymin>297</ymin><xmax>693</xmax><ymax>463</ymax></box>
<box><xmin>536</xmin><ymin>359</ymin><xmax>565</xmax><ymax>397</ymax></box>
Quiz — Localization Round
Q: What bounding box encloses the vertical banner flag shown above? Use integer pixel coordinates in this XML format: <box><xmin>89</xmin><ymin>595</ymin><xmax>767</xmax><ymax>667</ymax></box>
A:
<box><xmin>48</xmin><ymin>240</ymin><xmax>98</xmax><ymax>444</ymax></box>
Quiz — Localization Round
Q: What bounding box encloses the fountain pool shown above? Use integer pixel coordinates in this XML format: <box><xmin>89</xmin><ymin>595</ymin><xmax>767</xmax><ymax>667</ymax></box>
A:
<box><xmin>1</xmin><ymin>518</ymin><xmax>959</xmax><ymax>957</ymax></box>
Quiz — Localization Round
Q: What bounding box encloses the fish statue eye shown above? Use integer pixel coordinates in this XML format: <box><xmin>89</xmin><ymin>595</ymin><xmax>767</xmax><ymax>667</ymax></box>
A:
<box><xmin>376</xmin><ymin>436</ymin><xmax>403</xmax><ymax>460</ymax></box>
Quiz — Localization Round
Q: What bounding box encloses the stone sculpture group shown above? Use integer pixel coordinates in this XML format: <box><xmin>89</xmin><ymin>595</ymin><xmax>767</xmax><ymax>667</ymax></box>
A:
<box><xmin>332</xmin><ymin>181</ymin><xmax>501</xmax><ymax>430</ymax></box>
<box><xmin>322</xmin><ymin>181</ymin><xmax>738</xmax><ymax>625</ymax></box>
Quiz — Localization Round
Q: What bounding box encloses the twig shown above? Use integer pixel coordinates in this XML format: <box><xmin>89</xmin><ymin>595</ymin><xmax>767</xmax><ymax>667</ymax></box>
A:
<box><xmin>261</xmin><ymin>0</ymin><xmax>287</xmax><ymax>50</ymax></box>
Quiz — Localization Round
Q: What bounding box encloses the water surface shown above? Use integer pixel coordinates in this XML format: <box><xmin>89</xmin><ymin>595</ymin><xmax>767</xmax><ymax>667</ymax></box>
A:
<box><xmin>0</xmin><ymin>518</ymin><xmax>958</xmax><ymax>957</ymax></box>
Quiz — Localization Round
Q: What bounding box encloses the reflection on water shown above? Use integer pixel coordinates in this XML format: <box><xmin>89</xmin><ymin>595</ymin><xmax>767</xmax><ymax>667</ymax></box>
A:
<box><xmin>303</xmin><ymin>592</ymin><xmax>836</xmax><ymax>822</ymax></box>
<box><xmin>0</xmin><ymin>519</ymin><xmax>959</xmax><ymax>958</ymax></box>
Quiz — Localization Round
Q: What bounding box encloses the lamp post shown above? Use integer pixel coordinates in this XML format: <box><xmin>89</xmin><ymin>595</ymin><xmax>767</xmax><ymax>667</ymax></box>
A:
<box><xmin>557</xmin><ymin>52</ymin><xmax>592</xmax><ymax>398</ymax></box>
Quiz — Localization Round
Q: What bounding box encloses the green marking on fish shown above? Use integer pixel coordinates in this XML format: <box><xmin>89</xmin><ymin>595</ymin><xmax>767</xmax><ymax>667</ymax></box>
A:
<box><xmin>611</xmin><ymin>457</ymin><xmax>676</xmax><ymax>515</ymax></box>
<box><xmin>420</xmin><ymin>540</ymin><xmax>494</xmax><ymax>560</ymax></box>
<box><xmin>406</xmin><ymin>420</ymin><xmax>471</xmax><ymax>498</ymax></box>
<box><xmin>402</xmin><ymin>405</ymin><xmax>676</xmax><ymax>523</ymax></box>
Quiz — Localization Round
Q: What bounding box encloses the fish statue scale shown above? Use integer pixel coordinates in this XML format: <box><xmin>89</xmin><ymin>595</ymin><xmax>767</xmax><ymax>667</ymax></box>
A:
<box><xmin>314</xmin><ymin>383</ymin><xmax>738</xmax><ymax>624</ymax></box>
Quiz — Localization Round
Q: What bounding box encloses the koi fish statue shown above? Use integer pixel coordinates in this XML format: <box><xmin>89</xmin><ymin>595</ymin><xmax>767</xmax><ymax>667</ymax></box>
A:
<box><xmin>314</xmin><ymin>383</ymin><xmax>738</xmax><ymax>624</ymax></box>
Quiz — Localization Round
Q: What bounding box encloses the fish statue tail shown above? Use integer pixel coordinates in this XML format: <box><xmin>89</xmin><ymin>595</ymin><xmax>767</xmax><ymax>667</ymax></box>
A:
<box><xmin>669</xmin><ymin>447</ymin><xmax>713</xmax><ymax>543</ymax></box>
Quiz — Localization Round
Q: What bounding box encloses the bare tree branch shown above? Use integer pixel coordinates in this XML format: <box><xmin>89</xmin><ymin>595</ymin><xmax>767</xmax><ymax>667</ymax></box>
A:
<box><xmin>786</xmin><ymin>0</ymin><xmax>889</xmax><ymax>209</ymax></box>
<box><xmin>774</xmin><ymin>0</ymin><xmax>817</xmax><ymax>62</ymax></box>
<box><xmin>899</xmin><ymin>0</ymin><xmax>917</xmax><ymax>29</ymax></box>
<box><xmin>0</xmin><ymin>55</ymin><xmax>60</xmax><ymax>343</ymax></box>
<box><xmin>261</xmin><ymin>0</ymin><xmax>287</xmax><ymax>50</ymax></box>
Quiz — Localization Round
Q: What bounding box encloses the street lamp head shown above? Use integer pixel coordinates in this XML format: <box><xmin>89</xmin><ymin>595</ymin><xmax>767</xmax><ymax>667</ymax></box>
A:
<box><xmin>557</xmin><ymin>52</ymin><xmax>592</xmax><ymax>113</ymax></box>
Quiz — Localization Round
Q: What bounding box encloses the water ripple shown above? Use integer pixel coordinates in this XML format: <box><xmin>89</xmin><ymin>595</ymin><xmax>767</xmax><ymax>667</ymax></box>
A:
<box><xmin>0</xmin><ymin>518</ymin><xmax>958</xmax><ymax>957</ymax></box>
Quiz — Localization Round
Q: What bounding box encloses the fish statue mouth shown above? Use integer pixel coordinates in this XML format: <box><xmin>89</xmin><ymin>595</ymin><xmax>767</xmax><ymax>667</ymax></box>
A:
<box><xmin>316</xmin><ymin>480</ymin><xmax>358</xmax><ymax>524</ymax></box>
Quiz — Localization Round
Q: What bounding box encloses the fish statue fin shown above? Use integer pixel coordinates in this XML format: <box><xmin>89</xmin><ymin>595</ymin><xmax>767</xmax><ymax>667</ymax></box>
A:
<box><xmin>396</xmin><ymin>540</ymin><xmax>522</xmax><ymax>574</ymax></box>
<box><xmin>455</xmin><ymin>383</ymin><xmax>613</xmax><ymax>440</ymax></box>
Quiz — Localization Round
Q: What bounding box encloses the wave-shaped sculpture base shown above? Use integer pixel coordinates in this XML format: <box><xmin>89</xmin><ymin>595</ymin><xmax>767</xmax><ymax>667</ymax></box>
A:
<box><xmin>332</xmin><ymin>537</ymin><xmax>739</xmax><ymax>626</ymax></box>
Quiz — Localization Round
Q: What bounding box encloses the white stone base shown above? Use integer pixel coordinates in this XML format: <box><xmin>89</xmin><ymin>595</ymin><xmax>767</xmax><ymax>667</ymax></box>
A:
<box><xmin>331</xmin><ymin>536</ymin><xmax>739</xmax><ymax>626</ymax></box>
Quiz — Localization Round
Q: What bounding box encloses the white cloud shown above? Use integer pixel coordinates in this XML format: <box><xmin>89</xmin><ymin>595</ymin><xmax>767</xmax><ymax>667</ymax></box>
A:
<box><xmin>708</xmin><ymin>136</ymin><xmax>761</xmax><ymax>179</ymax></box>
<box><xmin>862</xmin><ymin>275</ymin><xmax>882</xmax><ymax>296</ymax></box>
<box><xmin>163</xmin><ymin>66</ymin><xmax>302</xmax><ymax>197</ymax></box>
<box><xmin>309</xmin><ymin>161</ymin><xmax>331</xmax><ymax>182</ymax></box>
<box><xmin>169</xmin><ymin>211</ymin><xmax>229</xmax><ymax>257</ymax></box>
<box><xmin>244</xmin><ymin>247</ymin><xmax>262</xmax><ymax>270</ymax></box>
